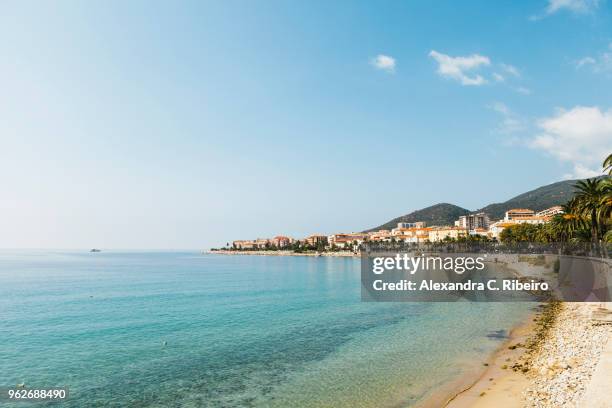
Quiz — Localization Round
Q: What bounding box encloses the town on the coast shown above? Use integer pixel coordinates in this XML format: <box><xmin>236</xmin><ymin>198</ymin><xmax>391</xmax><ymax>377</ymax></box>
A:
<box><xmin>221</xmin><ymin>206</ymin><xmax>564</xmax><ymax>253</ymax></box>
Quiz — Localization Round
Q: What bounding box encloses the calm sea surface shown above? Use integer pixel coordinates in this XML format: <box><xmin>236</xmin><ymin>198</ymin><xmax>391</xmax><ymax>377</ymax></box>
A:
<box><xmin>0</xmin><ymin>251</ymin><xmax>533</xmax><ymax>407</ymax></box>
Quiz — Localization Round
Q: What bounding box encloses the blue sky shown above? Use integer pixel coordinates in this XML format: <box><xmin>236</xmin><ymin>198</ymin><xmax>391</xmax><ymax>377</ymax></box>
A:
<box><xmin>1</xmin><ymin>0</ymin><xmax>611</xmax><ymax>249</ymax></box>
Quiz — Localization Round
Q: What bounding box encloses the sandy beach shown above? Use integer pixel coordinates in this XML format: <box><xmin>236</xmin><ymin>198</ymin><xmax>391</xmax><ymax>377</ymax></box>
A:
<box><xmin>408</xmin><ymin>304</ymin><xmax>540</xmax><ymax>408</ymax></box>
<box><xmin>447</xmin><ymin>302</ymin><xmax>612</xmax><ymax>408</ymax></box>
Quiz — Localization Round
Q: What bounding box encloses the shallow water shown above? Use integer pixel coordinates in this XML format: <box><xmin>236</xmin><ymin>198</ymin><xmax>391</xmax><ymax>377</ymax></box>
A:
<box><xmin>0</xmin><ymin>251</ymin><xmax>533</xmax><ymax>407</ymax></box>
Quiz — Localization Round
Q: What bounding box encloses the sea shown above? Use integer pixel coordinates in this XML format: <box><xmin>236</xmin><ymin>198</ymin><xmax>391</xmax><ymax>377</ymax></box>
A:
<box><xmin>0</xmin><ymin>251</ymin><xmax>534</xmax><ymax>407</ymax></box>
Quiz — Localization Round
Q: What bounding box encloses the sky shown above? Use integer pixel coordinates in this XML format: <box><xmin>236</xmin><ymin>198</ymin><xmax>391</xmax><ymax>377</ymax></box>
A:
<box><xmin>1</xmin><ymin>0</ymin><xmax>611</xmax><ymax>249</ymax></box>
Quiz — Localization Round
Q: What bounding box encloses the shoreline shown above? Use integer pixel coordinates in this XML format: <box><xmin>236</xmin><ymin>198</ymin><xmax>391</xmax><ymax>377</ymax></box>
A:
<box><xmin>210</xmin><ymin>250</ymin><xmax>612</xmax><ymax>407</ymax></box>
<box><xmin>443</xmin><ymin>305</ymin><xmax>543</xmax><ymax>408</ymax></box>
<box><xmin>446</xmin><ymin>301</ymin><xmax>612</xmax><ymax>407</ymax></box>
<box><xmin>206</xmin><ymin>249</ymin><xmax>360</xmax><ymax>257</ymax></box>
<box><xmin>415</xmin><ymin>306</ymin><xmax>539</xmax><ymax>408</ymax></box>
<box><xmin>212</xmin><ymin>250</ymin><xmax>546</xmax><ymax>408</ymax></box>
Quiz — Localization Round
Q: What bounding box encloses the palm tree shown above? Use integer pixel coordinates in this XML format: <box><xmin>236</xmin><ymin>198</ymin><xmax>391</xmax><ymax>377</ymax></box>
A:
<box><xmin>547</xmin><ymin>201</ymin><xmax>588</xmax><ymax>243</ymax></box>
<box><xmin>604</xmin><ymin>153</ymin><xmax>612</xmax><ymax>175</ymax></box>
<box><xmin>573</xmin><ymin>178</ymin><xmax>606</xmax><ymax>243</ymax></box>
<box><xmin>599</xmin><ymin>178</ymin><xmax>612</xmax><ymax>219</ymax></box>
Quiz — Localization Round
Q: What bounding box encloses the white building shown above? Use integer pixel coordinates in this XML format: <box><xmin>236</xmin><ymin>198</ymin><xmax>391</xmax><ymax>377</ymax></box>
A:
<box><xmin>456</xmin><ymin>213</ymin><xmax>490</xmax><ymax>230</ymax></box>
<box><xmin>428</xmin><ymin>227</ymin><xmax>468</xmax><ymax>242</ymax></box>
<box><xmin>536</xmin><ymin>206</ymin><xmax>564</xmax><ymax>218</ymax></box>
<box><xmin>489</xmin><ymin>221</ymin><xmax>516</xmax><ymax>240</ymax></box>
<box><xmin>504</xmin><ymin>208</ymin><xmax>535</xmax><ymax>221</ymax></box>
<box><xmin>396</xmin><ymin>221</ymin><xmax>426</xmax><ymax>229</ymax></box>
<box><xmin>489</xmin><ymin>217</ymin><xmax>546</xmax><ymax>239</ymax></box>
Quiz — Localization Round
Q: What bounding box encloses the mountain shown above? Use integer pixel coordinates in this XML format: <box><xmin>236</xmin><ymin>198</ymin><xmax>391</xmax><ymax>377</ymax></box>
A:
<box><xmin>476</xmin><ymin>179</ymin><xmax>579</xmax><ymax>220</ymax></box>
<box><xmin>365</xmin><ymin>179</ymin><xmax>581</xmax><ymax>231</ymax></box>
<box><xmin>365</xmin><ymin>203</ymin><xmax>471</xmax><ymax>232</ymax></box>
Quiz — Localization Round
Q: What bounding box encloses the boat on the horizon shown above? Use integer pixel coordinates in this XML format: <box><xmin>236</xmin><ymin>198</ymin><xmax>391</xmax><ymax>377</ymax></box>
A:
<box><xmin>90</xmin><ymin>248</ymin><xmax>101</xmax><ymax>253</ymax></box>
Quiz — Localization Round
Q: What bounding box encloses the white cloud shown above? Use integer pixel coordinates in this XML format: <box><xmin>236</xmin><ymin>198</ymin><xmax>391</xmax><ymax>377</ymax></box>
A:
<box><xmin>500</xmin><ymin>63</ymin><xmax>520</xmax><ymax>77</ymax></box>
<box><xmin>493</xmin><ymin>72</ymin><xmax>505</xmax><ymax>82</ymax></box>
<box><xmin>529</xmin><ymin>106</ymin><xmax>612</xmax><ymax>178</ymax></box>
<box><xmin>530</xmin><ymin>0</ymin><xmax>599</xmax><ymax>20</ymax></box>
<box><xmin>428</xmin><ymin>50</ymin><xmax>490</xmax><ymax>86</ymax></box>
<box><xmin>428</xmin><ymin>51</ymin><xmax>527</xmax><ymax>90</ymax></box>
<box><xmin>371</xmin><ymin>54</ymin><xmax>396</xmax><ymax>73</ymax></box>
<box><xmin>546</xmin><ymin>0</ymin><xmax>600</xmax><ymax>14</ymax></box>
<box><xmin>562</xmin><ymin>164</ymin><xmax>602</xmax><ymax>180</ymax></box>
<box><xmin>576</xmin><ymin>56</ymin><xmax>596</xmax><ymax>68</ymax></box>
<box><xmin>491</xmin><ymin>102</ymin><xmax>511</xmax><ymax>116</ymax></box>
<box><xmin>490</xmin><ymin>102</ymin><xmax>525</xmax><ymax>135</ymax></box>
<box><xmin>575</xmin><ymin>44</ymin><xmax>612</xmax><ymax>73</ymax></box>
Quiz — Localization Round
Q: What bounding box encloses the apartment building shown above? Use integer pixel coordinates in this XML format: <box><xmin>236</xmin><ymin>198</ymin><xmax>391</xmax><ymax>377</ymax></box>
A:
<box><xmin>328</xmin><ymin>233</ymin><xmax>368</xmax><ymax>248</ymax></box>
<box><xmin>255</xmin><ymin>238</ymin><xmax>270</xmax><ymax>248</ymax></box>
<box><xmin>305</xmin><ymin>234</ymin><xmax>328</xmax><ymax>246</ymax></box>
<box><xmin>488</xmin><ymin>216</ymin><xmax>545</xmax><ymax>239</ymax></box>
<box><xmin>469</xmin><ymin>228</ymin><xmax>491</xmax><ymax>238</ymax></box>
<box><xmin>504</xmin><ymin>208</ymin><xmax>535</xmax><ymax>221</ymax></box>
<box><xmin>536</xmin><ymin>206</ymin><xmax>564</xmax><ymax>218</ymax></box>
<box><xmin>456</xmin><ymin>212</ymin><xmax>490</xmax><ymax>230</ymax></box>
<box><xmin>396</xmin><ymin>221</ymin><xmax>426</xmax><ymax>229</ymax></box>
<box><xmin>489</xmin><ymin>221</ymin><xmax>517</xmax><ymax>239</ymax></box>
<box><xmin>271</xmin><ymin>236</ymin><xmax>292</xmax><ymax>248</ymax></box>
<box><xmin>367</xmin><ymin>230</ymin><xmax>393</xmax><ymax>242</ymax></box>
<box><xmin>391</xmin><ymin>226</ymin><xmax>431</xmax><ymax>240</ymax></box>
<box><xmin>428</xmin><ymin>226</ymin><xmax>468</xmax><ymax>242</ymax></box>
<box><xmin>233</xmin><ymin>240</ymin><xmax>257</xmax><ymax>249</ymax></box>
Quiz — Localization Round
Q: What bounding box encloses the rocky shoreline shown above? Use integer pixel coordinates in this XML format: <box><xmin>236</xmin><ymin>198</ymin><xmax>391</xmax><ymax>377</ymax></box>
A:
<box><xmin>523</xmin><ymin>302</ymin><xmax>612</xmax><ymax>407</ymax></box>
<box><xmin>448</xmin><ymin>302</ymin><xmax>612</xmax><ymax>407</ymax></box>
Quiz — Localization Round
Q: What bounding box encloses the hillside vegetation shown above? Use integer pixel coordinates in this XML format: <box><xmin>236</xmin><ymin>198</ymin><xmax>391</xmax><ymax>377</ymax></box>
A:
<box><xmin>366</xmin><ymin>179</ymin><xmax>581</xmax><ymax>231</ymax></box>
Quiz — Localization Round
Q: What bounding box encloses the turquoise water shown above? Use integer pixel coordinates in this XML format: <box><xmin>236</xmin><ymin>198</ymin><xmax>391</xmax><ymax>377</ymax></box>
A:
<box><xmin>0</xmin><ymin>251</ymin><xmax>533</xmax><ymax>407</ymax></box>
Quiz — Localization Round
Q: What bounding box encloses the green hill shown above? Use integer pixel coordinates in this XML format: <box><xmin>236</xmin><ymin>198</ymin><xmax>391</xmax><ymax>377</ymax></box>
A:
<box><xmin>365</xmin><ymin>203</ymin><xmax>470</xmax><ymax>232</ymax></box>
<box><xmin>476</xmin><ymin>179</ymin><xmax>579</xmax><ymax>220</ymax></box>
<box><xmin>365</xmin><ymin>179</ymin><xmax>581</xmax><ymax>231</ymax></box>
